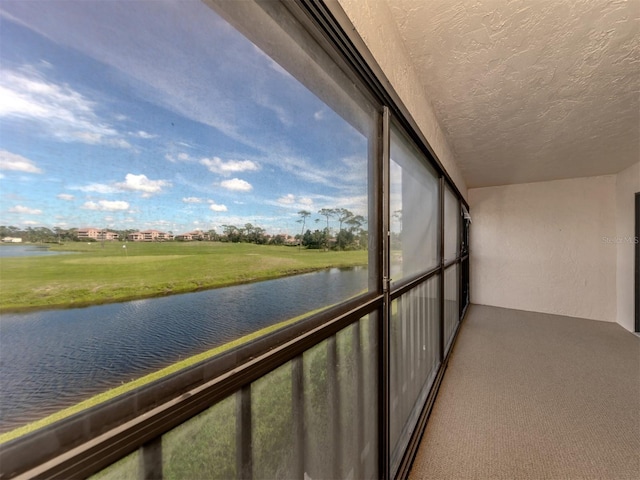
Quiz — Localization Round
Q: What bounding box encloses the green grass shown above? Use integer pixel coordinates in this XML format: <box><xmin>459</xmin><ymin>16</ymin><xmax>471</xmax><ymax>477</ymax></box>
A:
<box><xmin>0</xmin><ymin>241</ymin><xmax>367</xmax><ymax>312</ymax></box>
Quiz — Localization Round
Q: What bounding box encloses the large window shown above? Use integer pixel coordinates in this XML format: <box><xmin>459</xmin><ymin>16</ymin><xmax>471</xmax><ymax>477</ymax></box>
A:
<box><xmin>0</xmin><ymin>0</ymin><xmax>377</xmax><ymax>437</ymax></box>
<box><xmin>0</xmin><ymin>1</ymin><xmax>470</xmax><ymax>478</ymax></box>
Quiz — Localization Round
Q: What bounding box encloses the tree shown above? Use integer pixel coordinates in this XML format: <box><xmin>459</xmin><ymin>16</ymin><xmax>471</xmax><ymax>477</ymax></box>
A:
<box><xmin>345</xmin><ymin>214</ymin><xmax>365</xmax><ymax>233</ymax></box>
<box><xmin>270</xmin><ymin>234</ymin><xmax>285</xmax><ymax>246</ymax></box>
<box><xmin>317</xmin><ymin>208</ymin><xmax>336</xmax><ymax>232</ymax></box>
<box><xmin>335</xmin><ymin>229</ymin><xmax>354</xmax><ymax>250</ymax></box>
<box><xmin>318</xmin><ymin>208</ymin><xmax>338</xmax><ymax>251</ymax></box>
<box><xmin>302</xmin><ymin>229</ymin><xmax>326</xmax><ymax>249</ymax></box>
<box><xmin>336</xmin><ymin>208</ymin><xmax>354</xmax><ymax>232</ymax></box>
<box><xmin>296</xmin><ymin>210</ymin><xmax>311</xmax><ymax>251</ymax></box>
<box><xmin>222</xmin><ymin>224</ymin><xmax>241</xmax><ymax>243</ymax></box>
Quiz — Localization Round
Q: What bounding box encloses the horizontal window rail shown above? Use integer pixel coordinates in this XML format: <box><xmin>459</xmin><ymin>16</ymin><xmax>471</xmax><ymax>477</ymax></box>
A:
<box><xmin>443</xmin><ymin>257</ymin><xmax>460</xmax><ymax>269</ymax></box>
<box><xmin>389</xmin><ymin>248</ymin><xmax>468</xmax><ymax>302</ymax></box>
<box><xmin>1</xmin><ymin>295</ymin><xmax>382</xmax><ymax>478</ymax></box>
<box><xmin>95</xmin><ymin>313</ymin><xmax>379</xmax><ymax>480</ymax></box>
<box><xmin>390</xmin><ymin>265</ymin><xmax>441</xmax><ymax>300</ymax></box>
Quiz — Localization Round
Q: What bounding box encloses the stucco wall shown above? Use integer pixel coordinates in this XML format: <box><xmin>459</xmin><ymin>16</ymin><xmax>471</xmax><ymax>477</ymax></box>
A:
<box><xmin>615</xmin><ymin>162</ymin><xmax>639</xmax><ymax>331</ymax></box>
<box><xmin>336</xmin><ymin>0</ymin><xmax>467</xmax><ymax>199</ymax></box>
<box><xmin>469</xmin><ymin>176</ymin><xmax>617</xmax><ymax>322</ymax></box>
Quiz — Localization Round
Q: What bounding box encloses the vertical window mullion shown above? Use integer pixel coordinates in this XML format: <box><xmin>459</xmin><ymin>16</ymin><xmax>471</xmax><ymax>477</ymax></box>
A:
<box><xmin>236</xmin><ymin>386</ymin><xmax>252</xmax><ymax>480</ymax></box>
<box><xmin>439</xmin><ymin>176</ymin><xmax>445</xmax><ymax>363</ymax></box>
<box><xmin>140</xmin><ymin>437</ymin><xmax>162</xmax><ymax>480</ymax></box>
<box><xmin>292</xmin><ymin>357</ymin><xmax>304</xmax><ymax>478</ymax></box>
<box><xmin>380</xmin><ymin>105</ymin><xmax>391</xmax><ymax>480</ymax></box>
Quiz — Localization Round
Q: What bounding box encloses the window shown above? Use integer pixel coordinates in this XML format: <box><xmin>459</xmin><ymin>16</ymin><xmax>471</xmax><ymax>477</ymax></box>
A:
<box><xmin>444</xmin><ymin>185</ymin><xmax>460</xmax><ymax>262</ymax></box>
<box><xmin>0</xmin><ymin>0</ymin><xmax>378</xmax><ymax>438</ymax></box>
<box><xmin>0</xmin><ymin>1</ymin><xmax>470</xmax><ymax>478</ymax></box>
<box><xmin>389</xmin><ymin>123</ymin><xmax>439</xmax><ymax>284</ymax></box>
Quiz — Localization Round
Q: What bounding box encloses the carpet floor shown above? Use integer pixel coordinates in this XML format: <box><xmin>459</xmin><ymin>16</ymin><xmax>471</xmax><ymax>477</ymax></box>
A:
<box><xmin>409</xmin><ymin>304</ymin><xmax>640</xmax><ymax>480</ymax></box>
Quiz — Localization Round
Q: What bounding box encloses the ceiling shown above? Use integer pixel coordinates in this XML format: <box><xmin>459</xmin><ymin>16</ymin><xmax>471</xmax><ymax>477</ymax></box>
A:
<box><xmin>385</xmin><ymin>0</ymin><xmax>639</xmax><ymax>188</ymax></box>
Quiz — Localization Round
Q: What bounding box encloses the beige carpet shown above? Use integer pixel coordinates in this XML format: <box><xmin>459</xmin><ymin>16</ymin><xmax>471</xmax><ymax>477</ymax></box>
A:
<box><xmin>409</xmin><ymin>304</ymin><xmax>640</xmax><ymax>480</ymax></box>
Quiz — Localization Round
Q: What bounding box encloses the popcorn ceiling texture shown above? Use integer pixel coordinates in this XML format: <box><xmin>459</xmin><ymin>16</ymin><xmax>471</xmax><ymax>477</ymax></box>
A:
<box><xmin>381</xmin><ymin>0</ymin><xmax>639</xmax><ymax>187</ymax></box>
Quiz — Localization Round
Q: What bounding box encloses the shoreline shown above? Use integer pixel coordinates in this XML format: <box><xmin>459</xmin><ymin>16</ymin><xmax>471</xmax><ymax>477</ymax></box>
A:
<box><xmin>0</xmin><ymin>265</ymin><xmax>363</xmax><ymax>314</ymax></box>
<box><xmin>0</xmin><ymin>242</ymin><xmax>368</xmax><ymax>312</ymax></box>
<box><xmin>0</xmin><ymin>301</ymin><xmax>332</xmax><ymax>444</ymax></box>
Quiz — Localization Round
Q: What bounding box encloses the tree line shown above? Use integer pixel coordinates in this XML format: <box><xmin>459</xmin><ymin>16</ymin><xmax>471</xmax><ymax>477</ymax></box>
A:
<box><xmin>296</xmin><ymin>208</ymin><xmax>367</xmax><ymax>251</ymax></box>
<box><xmin>0</xmin><ymin>207</ymin><xmax>369</xmax><ymax>251</ymax></box>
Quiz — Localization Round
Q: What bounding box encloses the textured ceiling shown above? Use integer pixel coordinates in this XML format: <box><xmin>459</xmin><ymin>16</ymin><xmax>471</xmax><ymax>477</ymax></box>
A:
<box><xmin>386</xmin><ymin>0</ymin><xmax>639</xmax><ymax>188</ymax></box>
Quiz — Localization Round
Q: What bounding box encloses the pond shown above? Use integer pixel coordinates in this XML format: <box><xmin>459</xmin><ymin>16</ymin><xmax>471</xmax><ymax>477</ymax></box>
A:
<box><xmin>0</xmin><ymin>267</ymin><xmax>369</xmax><ymax>432</ymax></box>
<box><xmin>0</xmin><ymin>244</ymin><xmax>75</xmax><ymax>258</ymax></box>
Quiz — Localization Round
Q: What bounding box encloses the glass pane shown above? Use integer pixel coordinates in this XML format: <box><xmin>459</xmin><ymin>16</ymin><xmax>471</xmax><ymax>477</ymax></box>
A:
<box><xmin>162</xmin><ymin>395</ymin><xmax>235</xmax><ymax>480</ymax></box>
<box><xmin>0</xmin><ymin>0</ymin><xmax>377</xmax><ymax>435</ymax></box>
<box><xmin>251</xmin><ymin>361</ymin><xmax>294</xmax><ymax>478</ymax></box>
<box><xmin>444</xmin><ymin>264</ymin><xmax>459</xmax><ymax>352</ymax></box>
<box><xmin>390</xmin><ymin>125</ymin><xmax>439</xmax><ymax>283</ymax></box>
<box><xmin>90</xmin><ymin>450</ymin><xmax>139</xmax><ymax>480</ymax></box>
<box><xmin>359</xmin><ymin>314</ymin><xmax>379</xmax><ymax>480</ymax></box>
<box><xmin>444</xmin><ymin>186</ymin><xmax>460</xmax><ymax>262</ymax></box>
<box><xmin>390</xmin><ymin>276</ymin><xmax>440</xmax><ymax>476</ymax></box>
<box><xmin>302</xmin><ymin>314</ymin><xmax>377</xmax><ymax>479</ymax></box>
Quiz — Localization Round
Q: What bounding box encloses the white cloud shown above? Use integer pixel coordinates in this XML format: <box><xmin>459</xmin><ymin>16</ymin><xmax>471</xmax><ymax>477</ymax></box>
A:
<box><xmin>220</xmin><ymin>178</ymin><xmax>252</xmax><ymax>192</ymax></box>
<box><xmin>0</xmin><ymin>150</ymin><xmax>42</xmax><ymax>173</ymax></box>
<box><xmin>0</xmin><ymin>67</ymin><xmax>131</xmax><ymax>148</ymax></box>
<box><xmin>209</xmin><ymin>202</ymin><xmax>228</xmax><ymax>212</ymax></box>
<box><xmin>75</xmin><ymin>174</ymin><xmax>170</xmax><ymax>197</ymax></box>
<box><xmin>115</xmin><ymin>173</ymin><xmax>171</xmax><ymax>197</ymax></box>
<box><xmin>268</xmin><ymin>194</ymin><xmax>314</xmax><ymax>210</ymax></box>
<box><xmin>106</xmin><ymin>138</ymin><xmax>133</xmax><ymax>149</ymax></box>
<box><xmin>82</xmin><ymin>200</ymin><xmax>130</xmax><ymax>211</ymax></box>
<box><xmin>23</xmin><ymin>220</ymin><xmax>39</xmax><ymax>225</ymax></box>
<box><xmin>130</xmin><ymin>130</ymin><xmax>157</xmax><ymax>139</ymax></box>
<box><xmin>277</xmin><ymin>194</ymin><xmax>295</xmax><ymax>205</ymax></box>
<box><xmin>253</xmin><ymin>93</ymin><xmax>291</xmax><ymax>126</ymax></box>
<box><xmin>201</xmin><ymin>156</ymin><xmax>259</xmax><ymax>176</ymax></box>
<box><xmin>314</xmin><ymin>110</ymin><xmax>324</xmax><ymax>120</ymax></box>
<box><xmin>9</xmin><ymin>205</ymin><xmax>42</xmax><ymax>214</ymax></box>
<box><xmin>75</xmin><ymin>182</ymin><xmax>118</xmax><ymax>194</ymax></box>
<box><xmin>166</xmin><ymin>152</ymin><xmax>193</xmax><ymax>163</ymax></box>
<box><xmin>57</xmin><ymin>193</ymin><xmax>74</xmax><ymax>201</ymax></box>
<box><xmin>182</xmin><ymin>197</ymin><xmax>202</xmax><ymax>204</ymax></box>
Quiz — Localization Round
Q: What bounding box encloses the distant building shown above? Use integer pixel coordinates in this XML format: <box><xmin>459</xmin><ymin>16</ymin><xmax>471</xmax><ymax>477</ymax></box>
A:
<box><xmin>283</xmin><ymin>235</ymin><xmax>299</xmax><ymax>246</ymax></box>
<box><xmin>77</xmin><ymin>228</ymin><xmax>119</xmax><ymax>241</ymax></box>
<box><xmin>175</xmin><ymin>230</ymin><xmax>209</xmax><ymax>241</ymax></box>
<box><xmin>127</xmin><ymin>230</ymin><xmax>173</xmax><ymax>242</ymax></box>
<box><xmin>1</xmin><ymin>237</ymin><xmax>22</xmax><ymax>243</ymax></box>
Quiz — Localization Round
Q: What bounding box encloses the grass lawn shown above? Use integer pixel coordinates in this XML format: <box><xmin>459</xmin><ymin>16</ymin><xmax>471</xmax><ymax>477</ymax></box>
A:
<box><xmin>0</xmin><ymin>242</ymin><xmax>367</xmax><ymax>312</ymax></box>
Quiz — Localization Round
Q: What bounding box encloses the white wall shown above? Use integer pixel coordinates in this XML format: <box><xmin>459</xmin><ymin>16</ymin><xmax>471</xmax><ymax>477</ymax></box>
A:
<box><xmin>469</xmin><ymin>176</ymin><xmax>617</xmax><ymax>322</ymax></box>
<box><xmin>336</xmin><ymin>0</ymin><xmax>467</xmax><ymax>199</ymax></box>
<box><xmin>616</xmin><ymin>162</ymin><xmax>639</xmax><ymax>331</ymax></box>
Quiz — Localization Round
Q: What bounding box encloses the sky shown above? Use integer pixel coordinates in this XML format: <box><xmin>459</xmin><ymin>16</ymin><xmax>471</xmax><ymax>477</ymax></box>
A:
<box><xmin>0</xmin><ymin>0</ymin><xmax>370</xmax><ymax>236</ymax></box>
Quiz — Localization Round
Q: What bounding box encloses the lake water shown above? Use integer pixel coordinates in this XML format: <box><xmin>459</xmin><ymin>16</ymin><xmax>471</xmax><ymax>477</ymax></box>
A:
<box><xmin>0</xmin><ymin>244</ymin><xmax>75</xmax><ymax>258</ymax></box>
<box><xmin>0</xmin><ymin>267</ymin><xmax>369</xmax><ymax>432</ymax></box>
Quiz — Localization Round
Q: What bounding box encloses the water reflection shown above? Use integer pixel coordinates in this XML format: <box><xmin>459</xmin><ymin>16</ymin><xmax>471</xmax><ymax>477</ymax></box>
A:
<box><xmin>0</xmin><ymin>245</ymin><xmax>75</xmax><ymax>258</ymax></box>
<box><xmin>0</xmin><ymin>267</ymin><xmax>368</xmax><ymax>432</ymax></box>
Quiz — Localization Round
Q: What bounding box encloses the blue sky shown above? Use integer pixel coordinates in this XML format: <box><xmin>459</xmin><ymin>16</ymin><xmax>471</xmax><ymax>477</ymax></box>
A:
<box><xmin>0</xmin><ymin>0</ymin><xmax>369</xmax><ymax>236</ymax></box>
